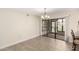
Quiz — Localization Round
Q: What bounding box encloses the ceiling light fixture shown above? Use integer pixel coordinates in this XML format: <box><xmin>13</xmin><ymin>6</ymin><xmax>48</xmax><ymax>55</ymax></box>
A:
<box><xmin>41</xmin><ymin>8</ymin><xmax>50</xmax><ymax>19</ymax></box>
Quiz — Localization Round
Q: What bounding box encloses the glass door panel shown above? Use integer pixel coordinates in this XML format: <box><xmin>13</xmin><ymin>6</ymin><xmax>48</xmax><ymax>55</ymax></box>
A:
<box><xmin>52</xmin><ymin>22</ymin><xmax>55</xmax><ymax>32</ymax></box>
<box><xmin>57</xmin><ymin>19</ymin><xmax>63</xmax><ymax>31</ymax></box>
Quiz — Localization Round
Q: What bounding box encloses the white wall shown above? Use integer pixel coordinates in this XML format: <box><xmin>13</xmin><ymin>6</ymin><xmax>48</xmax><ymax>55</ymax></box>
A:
<box><xmin>0</xmin><ymin>9</ymin><xmax>41</xmax><ymax>49</ymax></box>
<box><xmin>50</xmin><ymin>9</ymin><xmax>79</xmax><ymax>42</ymax></box>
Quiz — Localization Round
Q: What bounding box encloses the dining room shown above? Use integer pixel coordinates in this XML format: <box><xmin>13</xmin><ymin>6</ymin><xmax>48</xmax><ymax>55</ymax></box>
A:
<box><xmin>0</xmin><ymin>8</ymin><xmax>79</xmax><ymax>51</ymax></box>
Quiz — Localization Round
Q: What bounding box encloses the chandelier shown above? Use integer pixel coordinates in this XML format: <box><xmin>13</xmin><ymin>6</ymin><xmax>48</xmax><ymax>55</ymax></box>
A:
<box><xmin>41</xmin><ymin>8</ymin><xmax>50</xmax><ymax>19</ymax></box>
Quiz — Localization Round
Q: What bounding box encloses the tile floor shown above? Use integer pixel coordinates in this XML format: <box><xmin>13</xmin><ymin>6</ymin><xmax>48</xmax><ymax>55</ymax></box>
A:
<box><xmin>0</xmin><ymin>36</ymin><xmax>73</xmax><ymax>51</ymax></box>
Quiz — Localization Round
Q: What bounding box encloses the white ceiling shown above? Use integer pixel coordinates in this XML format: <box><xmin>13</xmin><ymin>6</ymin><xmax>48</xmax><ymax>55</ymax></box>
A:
<box><xmin>9</xmin><ymin>8</ymin><xmax>79</xmax><ymax>16</ymax></box>
<box><xmin>11</xmin><ymin>8</ymin><xmax>66</xmax><ymax>16</ymax></box>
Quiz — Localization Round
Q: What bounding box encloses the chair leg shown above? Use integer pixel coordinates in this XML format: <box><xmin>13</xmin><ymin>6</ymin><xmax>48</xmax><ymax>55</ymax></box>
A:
<box><xmin>72</xmin><ymin>44</ymin><xmax>76</xmax><ymax>51</ymax></box>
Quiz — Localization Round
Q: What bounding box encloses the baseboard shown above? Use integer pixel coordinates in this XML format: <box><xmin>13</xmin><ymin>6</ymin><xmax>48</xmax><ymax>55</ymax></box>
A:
<box><xmin>0</xmin><ymin>34</ymin><xmax>40</xmax><ymax>50</ymax></box>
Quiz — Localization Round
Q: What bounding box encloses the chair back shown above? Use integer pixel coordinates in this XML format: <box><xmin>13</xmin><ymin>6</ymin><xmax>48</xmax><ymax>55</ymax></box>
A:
<box><xmin>71</xmin><ymin>30</ymin><xmax>75</xmax><ymax>40</ymax></box>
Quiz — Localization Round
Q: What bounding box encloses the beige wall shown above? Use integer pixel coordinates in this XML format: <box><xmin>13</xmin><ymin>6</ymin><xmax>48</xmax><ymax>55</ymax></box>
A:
<box><xmin>0</xmin><ymin>9</ymin><xmax>41</xmax><ymax>49</ymax></box>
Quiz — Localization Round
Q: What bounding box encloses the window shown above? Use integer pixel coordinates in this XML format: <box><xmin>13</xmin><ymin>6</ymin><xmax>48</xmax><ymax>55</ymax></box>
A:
<box><xmin>57</xmin><ymin>18</ymin><xmax>65</xmax><ymax>32</ymax></box>
<box><xmin>52</xmin><ymin>22</ymin><xmax>55</xmax><ymax>32</ymax></box>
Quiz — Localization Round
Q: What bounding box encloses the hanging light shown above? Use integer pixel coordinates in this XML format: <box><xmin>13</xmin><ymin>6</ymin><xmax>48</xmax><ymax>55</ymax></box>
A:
<box><xmin>41</xmin><ymin>8</ymin><xmax>50</xmax><ymax>19</ymax></box>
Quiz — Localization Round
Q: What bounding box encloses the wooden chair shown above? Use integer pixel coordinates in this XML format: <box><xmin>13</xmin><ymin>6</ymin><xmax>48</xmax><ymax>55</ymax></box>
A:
<box><xmin>71</xmin><ymin>30</ymin><xmax>79</xmax><ymax>51</ymax></box>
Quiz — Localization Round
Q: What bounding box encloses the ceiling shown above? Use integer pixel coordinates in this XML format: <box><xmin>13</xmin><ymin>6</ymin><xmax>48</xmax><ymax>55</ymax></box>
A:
<box><xmin>11</xmin><ymin>8</ymin><xmax>67</xmax><ymax>16</ymax></box>
<box><xmin>8</xmin><ymin>8</ymin><xmax>79</xmax><ymax>17</ymax></box>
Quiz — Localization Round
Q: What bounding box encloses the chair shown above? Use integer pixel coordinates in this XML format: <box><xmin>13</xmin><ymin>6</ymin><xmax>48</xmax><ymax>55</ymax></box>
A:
<box><xmin>71</xmin><ymin>30</ymin><xmax>79</xmax><ymax>51</ymax></box>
